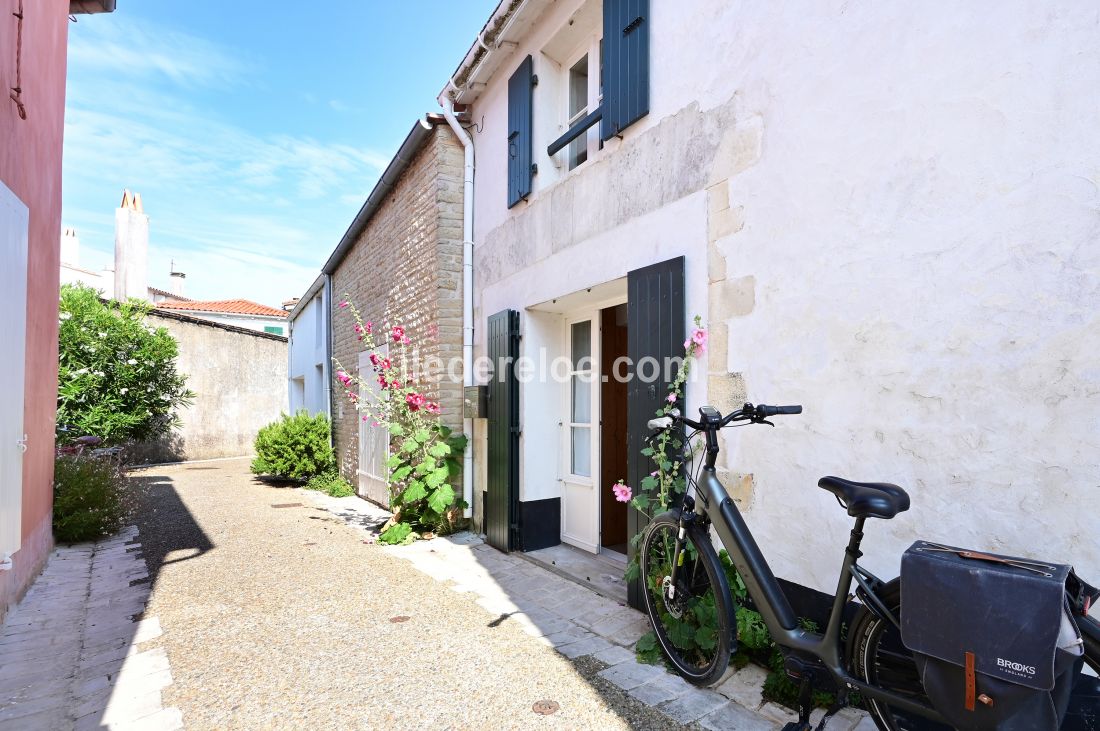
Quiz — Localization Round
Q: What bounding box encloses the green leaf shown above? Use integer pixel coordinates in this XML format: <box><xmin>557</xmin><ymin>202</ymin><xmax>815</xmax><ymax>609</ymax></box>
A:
<box><xmin>387</xmin><ymin>455</ymin><xmax>403</xmax><ymax>469</ymax></box>
<box><xmin>413</xmin><ymin>428</ymin><xmax>430</xmax><ymax>443</ymax></box>
<box><xmin>640</xmin><ymin>475</ymin><xmax>658</xmax><ymax>491</ymax></box>
<box><xmin>436</xmin><ymin>424</ymin><xmax>453</xmax><ymax>439</ymax></box>
<box><xmin>640</xmin><ymin>447</ymin><xmax>654</xmax><ymax>457</ymax></box>
<box><xmin>695</xmin><ymin>624</ymin><xmax>717</xmax><ymax>650</ymax></box>
<box><xmin>402</xmin><ymin>480</ymin><xmax>427</xmax><ymax>502</ymax></box>
<box><xmin>401</xmin><ymin>439</ymin><xmax>420</xmax><ymax>454</ymax></box>
<box><xmin>427</xmin><ymin>484</ymin><xmax>455</xmax><ymax>514</ymax></box>
<box><xmin>388</xmin><ymin>424</ymin><xmax>405</xmax><ymax>436</ymax></box>
<box><xmin>668</xmin><ymin>619</ymin><xmax>697</xmax><ymax>650</ymax></box>
<box><xmin>379</xmin><ymin>522</ymin><xmax>413</xmax><ymax>545</ymax></box>
<box><xmin>425</xmin><ymin>467</ymin><xmax>450</xmax><ymax>488</ymax></box>
<box><xmin>427</xmin><ymin>442</ymin><xmax>451</xmax><ymax>458</ymax></box>
<box><xmin>390</xmin><ymin>465</ymin><xmax>412</xmax><ymax>482</ymax></box>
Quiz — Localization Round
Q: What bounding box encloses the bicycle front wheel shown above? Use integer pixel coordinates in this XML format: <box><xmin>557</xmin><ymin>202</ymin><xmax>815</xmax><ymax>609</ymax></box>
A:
<box><xmin>640</xmin><ymin>511</ymin><xmax>734</xmax><ymax>686</ymax></box>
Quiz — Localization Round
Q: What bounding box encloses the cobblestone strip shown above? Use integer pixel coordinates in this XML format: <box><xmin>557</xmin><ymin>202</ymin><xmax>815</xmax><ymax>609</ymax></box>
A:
<box><xmin>301</xmin><ymin>490</ymin><xmax>874</xmax><ymax>731</ymax></box>
<box><xmin>0</xmin><ymin>527</ymin><xmax>183</xmax><ymax>731</ymax></box>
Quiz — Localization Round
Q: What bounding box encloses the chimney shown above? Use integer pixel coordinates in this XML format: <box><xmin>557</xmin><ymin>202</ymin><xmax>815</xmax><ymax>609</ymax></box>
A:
<box><xmin>60</xmin><ymin>227</ymin><xmax>80</xmax><ymax>266</ymax></box>
<box><xmin>114</xmin><ymin>189</ymin><xmax>149</xmax><ymax>301</ymax></box>
<box><xmin>169</xmin><ymin>259</ymin><xmax>186</xmax><ymax>298</ymax></box>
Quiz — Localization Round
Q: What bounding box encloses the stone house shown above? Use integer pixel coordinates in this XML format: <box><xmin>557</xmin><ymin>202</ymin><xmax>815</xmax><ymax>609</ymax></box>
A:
<box><xmin>304</xmin><ymin>116</ymin><xmax>466</xmax><ymax>507</ymax></box>
<box><xmin>439</xmin><ymin>0</ymin><xmax>1100</xmax><ymax>609</ymax></box>
<box><xmin>0</xmin><ymin>0</ymin><xmax>115</xmax><ymax>617</ymax></box>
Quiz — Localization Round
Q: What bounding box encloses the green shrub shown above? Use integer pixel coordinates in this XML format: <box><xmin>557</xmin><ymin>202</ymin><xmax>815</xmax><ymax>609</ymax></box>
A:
<box><xmin>57</xmin><ymin>284</ymin><xmax>193</xmax><ymax>446</ymax></box>
<box><xmin>304</xmin><ymin>471</ymin><xmax>355</xmax><ymax>498</ymax></box>
<box><xmin>251</xmin><ymin>411</ymin><xmax>335</xmax><ymax>480</ymax></box>
<box><xmin>53</xmin><ymin>455</ymin><xmax>127</xmax><ymax>543</ymax></box>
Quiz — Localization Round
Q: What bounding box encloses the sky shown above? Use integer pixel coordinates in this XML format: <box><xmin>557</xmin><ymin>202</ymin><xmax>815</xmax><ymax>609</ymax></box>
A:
<box><xmin>61</xmin><ymin>1</ymin><xmax>498</xmax><ymax>307</ymax></box>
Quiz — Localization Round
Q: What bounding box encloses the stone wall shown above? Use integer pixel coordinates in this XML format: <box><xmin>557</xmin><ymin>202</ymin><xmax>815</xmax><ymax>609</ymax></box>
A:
<box><xmin>330</xmin><ymin>124</ymin><xmax>465</xmax><ymax>486</ymax></box>
<box><xmin>129</xmin><ymin>311</ymin><xmax>288</xmax><ymax>463</ymax></box>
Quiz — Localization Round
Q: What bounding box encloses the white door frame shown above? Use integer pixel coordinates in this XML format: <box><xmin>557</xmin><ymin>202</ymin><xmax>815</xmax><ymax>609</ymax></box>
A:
<box><xmin>559</xmin><ymin>293</ymin><xmax>628</xmax><ymax>554</ymax></box>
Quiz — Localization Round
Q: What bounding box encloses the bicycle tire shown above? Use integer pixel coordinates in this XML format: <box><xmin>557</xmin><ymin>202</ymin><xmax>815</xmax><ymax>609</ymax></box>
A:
<box><xmin>847</xmin><ymin>578</ymin><xmax>1100</xmax><ymax>731</ymax></box>
<box><xmin>640</xmin><ymin>511</ymin><xmax>735</xmax><ymax>687</ymax></box>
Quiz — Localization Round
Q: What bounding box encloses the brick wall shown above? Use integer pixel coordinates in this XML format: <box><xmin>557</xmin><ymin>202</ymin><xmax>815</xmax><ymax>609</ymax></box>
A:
<box><xmin>330</xmin><ymin>124</ymin><xmax>465</xmax><ymax>489</ymax></box>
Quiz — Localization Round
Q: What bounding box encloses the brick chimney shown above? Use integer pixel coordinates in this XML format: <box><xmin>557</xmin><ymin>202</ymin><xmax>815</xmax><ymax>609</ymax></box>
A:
<box><xmin>114</xmin><ymin>190</ymin><xmax>148</xmax><ymax>301</ymax></box>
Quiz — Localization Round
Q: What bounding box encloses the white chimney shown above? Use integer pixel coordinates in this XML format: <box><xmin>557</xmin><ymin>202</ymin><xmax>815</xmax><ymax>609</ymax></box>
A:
<box><xmin>60</xmin><ymin>227</ymin><xmax>80</xmax><ymax>266</ymax></box>
<box><xmin>169</xmin><ymin>259</ymin><xmax>186</xmax><ymax>298</ymax></box>
<box><xmin>114</xmin><ymin>190</ymin><xmax>149</xmax><ymax>302</ymax></box>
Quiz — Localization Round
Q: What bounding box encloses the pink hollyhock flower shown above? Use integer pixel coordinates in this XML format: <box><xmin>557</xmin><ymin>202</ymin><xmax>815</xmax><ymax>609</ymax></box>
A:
<box><xmin>336</xmin><ymin>370</ymin><xmax>351</xmax><ymax>386</ymax></box>
<box><xmin>405</xmin><ymin>392</ymin><xmax>426</xmax><ymax>411</ymax></box>
<box><xmin>365</xmin><ymin>321</ymin><xmax>373</xmax><ymax>334</ymax></box>
<box><xmin>354</xmin><ymin>324</ymin><xmax>363</xmax><ymax>333</ymax></box>
<box><xmin>369</xmin><ymin>353</ymin><xmax>379</xmax><ymax>366</ymax></box>
<box><xmin>377</xmin><ymin>374</ymin><xmax>389</xmax><ymax>389</ymax></box>
<box><xmin>339</xmin><ymin>301</ymin><xmax>349</xmax><ymax>309</ymax></box>
<box><xmin>650</xmin><ymin>470</ymin><xmax>659</xmax><ymax>477</ymax></box>
<box><xmin>402</xmin><ymin>336</ymin><xmax>410</xmax><ymax>345</ymax></box>
<box><xmin>380</xmin><ymin>358</ymin><xmax>392</xmax><ymax>370</ymax></box>
<box><xmin>666</xmin><ymin>392</ymin><xmax>677</xmax><ymax>403</ymax></box>
<box><xmin>361</xmin><ymin>415</ymin><xmax>368</xmax><ymax>422</ymax></box>
<box><xmin>391</xmin><ymin>326</ymin><xmax>405</xmax><ymax>342</ymax></box>
<box><xmin>425</xmin><ymin>402</ymin><xmax>441</xmax><ymax>415</ymax></box>
<box><xmin>612</xmin><ymin>482</ymin><xmax>632</xmax><ymax>503</ymax></box>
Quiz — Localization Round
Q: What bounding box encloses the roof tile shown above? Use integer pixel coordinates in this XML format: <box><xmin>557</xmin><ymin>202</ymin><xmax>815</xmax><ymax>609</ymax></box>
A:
<box><xmin>156</xmin><ymin>299</ymin><xmax>288</xmax><ymax>318</ymax></box>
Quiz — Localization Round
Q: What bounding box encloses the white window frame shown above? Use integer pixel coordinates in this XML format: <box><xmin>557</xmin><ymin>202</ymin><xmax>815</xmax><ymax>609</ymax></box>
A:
<box><xmin>559</xmin><ymin>34</ymin><xmax>603</xmax><ymax>172</ymax></box>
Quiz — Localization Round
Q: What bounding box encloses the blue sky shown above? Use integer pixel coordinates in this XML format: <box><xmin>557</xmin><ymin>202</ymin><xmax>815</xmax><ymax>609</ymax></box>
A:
<box><xmin>62</xmin><ymin>1</ymin><xmax>497</xmax><ymax>307</ymax></box>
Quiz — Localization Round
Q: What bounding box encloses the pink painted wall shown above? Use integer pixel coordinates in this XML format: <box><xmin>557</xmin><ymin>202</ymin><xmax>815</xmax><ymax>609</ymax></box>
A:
<box><xmin>0</xmin><ymin>0</ymin><xmax>71</xmax><ymax>615</ymax></box>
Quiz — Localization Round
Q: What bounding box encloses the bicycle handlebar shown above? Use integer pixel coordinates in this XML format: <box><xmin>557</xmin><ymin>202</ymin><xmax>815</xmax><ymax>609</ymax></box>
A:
<box><xmin>647</xmin><ymin>403</ymin><xmax>802</xmax><ymax>435</ymax></box>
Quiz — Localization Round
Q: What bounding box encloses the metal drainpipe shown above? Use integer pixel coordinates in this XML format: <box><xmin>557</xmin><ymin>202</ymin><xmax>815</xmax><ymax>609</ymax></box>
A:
<box><xmin>441</xmin><ymin>99</ymin><xmax>476</xmax><ymax>519</ymax></box>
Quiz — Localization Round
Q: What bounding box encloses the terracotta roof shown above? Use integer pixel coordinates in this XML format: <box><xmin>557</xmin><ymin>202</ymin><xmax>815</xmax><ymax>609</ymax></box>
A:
<box><xmin>148</xmin><ymin>287</ymin><xmax>190</xmax><ymax>301</ymax></box>
<box><xmin>156</xmin><ymin>299</ymin><xmax>288</xmax><ymax>318</ymax></box>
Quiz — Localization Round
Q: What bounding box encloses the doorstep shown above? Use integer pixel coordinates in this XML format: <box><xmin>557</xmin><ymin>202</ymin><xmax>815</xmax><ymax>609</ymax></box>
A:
<box><xmin>300</xmin><ymin>490</ymin><xmax>873</xmax><ymax>731</ymax></box>
<box><xmin>519</xmin><ymin>543</ymin><xmax>629</xmax><ymax>604</ymax></box>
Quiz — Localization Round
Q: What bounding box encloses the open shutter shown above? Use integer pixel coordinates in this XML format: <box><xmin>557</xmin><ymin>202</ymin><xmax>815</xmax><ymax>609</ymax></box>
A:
<box><xmin>602</xmin><ymin>0</ymin><xmax>650</xmax><ymax>140</ymax></box>
<box><xmin>507</xmin><ymin>56</ymin><xmax>535</xmax><ymax>208</ymax></box>
<box><xmin>0</xmin><ymin>182</ymin><xmax>28</xmax><ymax>569</ymax></box>
<box><xmin>625</xmin><ymin>256</ymin><xmax>684</xmax><ymax>609</ymax></box>
<box><xmin>486</xmin><ymin>309</ymin><xmax>520</xmax><ymax>551</ymax></box>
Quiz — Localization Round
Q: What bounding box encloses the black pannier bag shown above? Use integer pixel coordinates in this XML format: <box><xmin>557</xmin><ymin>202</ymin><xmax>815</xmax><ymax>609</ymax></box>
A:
<box><xmin>900</xmin><ymin>541</ymin><xmax>1085</xmax><ymax>731</ymax></box>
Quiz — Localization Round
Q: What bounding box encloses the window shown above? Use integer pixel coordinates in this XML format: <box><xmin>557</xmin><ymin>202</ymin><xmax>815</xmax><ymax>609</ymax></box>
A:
<box><xmin>566</xmin><ymin>55</ymin><xmax>590</xmax><ymax>169</ymax></box>
<box><xmin>264</xmin><ymin>325</ymin><xmax>284</xmax><ymax>335</ymax></box>
<box><xmin>568</xmin><ymin>320</ymin><xmax>593</xmax><ymax>476</ymax></box>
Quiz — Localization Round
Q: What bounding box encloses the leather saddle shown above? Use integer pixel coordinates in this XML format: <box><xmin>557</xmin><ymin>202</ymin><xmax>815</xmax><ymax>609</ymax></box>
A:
<box><xmin>818</xmin><ymin>476</ymin><xmax>910</xmax><ymax>520</ymax></box>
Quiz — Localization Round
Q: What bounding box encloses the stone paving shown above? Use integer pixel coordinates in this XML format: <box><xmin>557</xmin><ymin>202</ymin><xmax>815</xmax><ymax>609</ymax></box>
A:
<box><xmin>0</xmin><ymin>526</ymin><xmax>182</xmax><ymax>731</ymax></box>
<box><xmin>306</xmin><ymin>492</ymin><xmax>875</xmax><ymax>731</ymax></box>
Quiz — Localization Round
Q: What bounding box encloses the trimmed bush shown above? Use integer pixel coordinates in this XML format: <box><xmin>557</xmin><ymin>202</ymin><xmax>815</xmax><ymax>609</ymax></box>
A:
<box><xmin>53</xmin><ymin>455</ymin><xmax>127</xmax><ymax>543</ymax></box>
<box><xmin>304</xmin><ymin>471</ymin><xmax>355</xmax><ymax>498</ymax></box>
<box><xmin>251</xmin><ymin>412</ymin><xmax>335</xmax><ymax>480</ymax></box>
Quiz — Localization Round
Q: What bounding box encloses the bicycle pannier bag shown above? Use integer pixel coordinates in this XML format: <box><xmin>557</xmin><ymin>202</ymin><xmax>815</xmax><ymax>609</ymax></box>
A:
<box><xmin>900</xmin><ymin>541</ymin><xmax>1084</xmax><ymax>731</ymax></box>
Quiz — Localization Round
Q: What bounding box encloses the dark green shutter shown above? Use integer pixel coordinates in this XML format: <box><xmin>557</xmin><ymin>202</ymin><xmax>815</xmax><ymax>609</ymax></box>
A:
<box><xmin>507</xmin><ymin>56</ymin><xmax>535</xmax><ymax>208</ymax></box>
<box><xmin>486</xmin><ymin>309</ymin><xmax>520</xmax><ymax>551</ymax></box>
<box><xmin>626</xmin><ymin>256</ymin><xmax>685</xmax><ymax>609</ymax></box>
<box><xmin>602</xmin><ymin>0</ymin><xmax>650</xmax><ymax>140</ymax></box>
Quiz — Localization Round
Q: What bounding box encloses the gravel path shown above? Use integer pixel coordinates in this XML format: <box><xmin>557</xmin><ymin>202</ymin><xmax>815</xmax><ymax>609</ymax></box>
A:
<box><xmin>128</xmin><ymin>458</ymin><xmax>686</xmax><ymax>730</ymax></box>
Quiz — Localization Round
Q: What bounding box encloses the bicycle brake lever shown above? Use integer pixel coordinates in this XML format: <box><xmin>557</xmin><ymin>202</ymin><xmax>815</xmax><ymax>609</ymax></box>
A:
<box><xmin>758</xmin><ymin>419</ymin><xmax>775</xmax><ymax>427</ymax></box>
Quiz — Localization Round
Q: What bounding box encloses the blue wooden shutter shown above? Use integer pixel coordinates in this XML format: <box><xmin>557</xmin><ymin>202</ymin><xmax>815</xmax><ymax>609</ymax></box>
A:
<box><xmin>602</xmin><ymin>0</ymin><xmax>650</xmax><ymax>140</ymax></box>
<box><xmin>625</xmin><ymin>256</ymin><xmax>684</xmax><ymax>609</ymax></box>
<box><xmin>507</xmin><ymin>56</ymin><xmax>535</xmax><ymax>208</ymax></box>
<box><xmin>486</xmin><ymin>309</ymin><xmax>520</xmax><ymax>551</ymax></box>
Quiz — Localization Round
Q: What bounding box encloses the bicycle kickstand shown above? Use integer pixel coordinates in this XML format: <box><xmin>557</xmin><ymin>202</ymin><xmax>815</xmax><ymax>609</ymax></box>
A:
<box><xmin>780</xmin><ymin>672</ymin><xmax>815</xmax><ymax>731</ymax></box>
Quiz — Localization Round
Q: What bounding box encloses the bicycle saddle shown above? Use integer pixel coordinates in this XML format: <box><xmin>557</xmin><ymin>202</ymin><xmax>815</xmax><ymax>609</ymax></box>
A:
<box><xmin>817</xmin><ymin>476</ymin><xmax>910</xmax><ymax>520</ymax></box>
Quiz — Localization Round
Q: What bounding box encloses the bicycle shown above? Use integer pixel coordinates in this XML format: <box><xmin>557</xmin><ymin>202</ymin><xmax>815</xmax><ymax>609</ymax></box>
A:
<box><xmin>640</xmin><ymin>403</ymin><xmax>1099</xmax><ymax>731</ymax></box>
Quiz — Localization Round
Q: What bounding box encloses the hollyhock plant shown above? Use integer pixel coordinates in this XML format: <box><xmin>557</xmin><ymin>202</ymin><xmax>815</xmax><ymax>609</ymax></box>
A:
<box><xmin>612</xmin><ymin>480</ymin><xmax>633</xmax><ymax>503</ymax></box>
<box><xmin>331</xmin><ymin>295</ymin><xmax>469</xmax><ymax>546</ymax></box>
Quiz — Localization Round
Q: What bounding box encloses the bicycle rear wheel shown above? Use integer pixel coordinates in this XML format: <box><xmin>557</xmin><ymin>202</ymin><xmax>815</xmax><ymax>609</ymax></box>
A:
<box><xmin>640</xmin><ymin>511</ymin><xmax>734</xmax><ymax>687</ymax></box>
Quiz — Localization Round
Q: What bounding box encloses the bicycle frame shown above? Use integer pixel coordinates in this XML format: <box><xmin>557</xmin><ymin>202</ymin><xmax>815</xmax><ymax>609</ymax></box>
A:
<box><xmin>686</xmin><ymin>465</ymin><xmax>950</xmax><ymax>723</ymax></box>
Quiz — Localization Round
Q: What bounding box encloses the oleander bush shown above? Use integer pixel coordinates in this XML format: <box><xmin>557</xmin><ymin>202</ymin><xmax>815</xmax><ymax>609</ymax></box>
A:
<box><xmin>52</xmin><ymin>455</ymin><xmax>127</xmax><ymax>543</ymax></box>
<box><xmin>57</xmin><ymin>283</ymin><xmax>193</xmax><ymax>446</ymax></box>
<box><xmin>251</xmin><ymin>412</ymin><xmax>335</xmax><ymax>480</ymax></box>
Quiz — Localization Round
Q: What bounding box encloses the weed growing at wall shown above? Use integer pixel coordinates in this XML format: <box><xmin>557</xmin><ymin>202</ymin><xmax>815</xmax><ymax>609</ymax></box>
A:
<box><xmin>333</xmin><ymin>297</ymin><xmax>467</xmax><ymax>544</ymax></box>
<box><xmin>57</xmin><ymin>284</ymin><xmax>193</xmax><ymax>446</ymax></box>
<box><xmin>305</xmin><ymin>470</ymin><xmax>356</xmax><ymax>498</ymax></box>
<box><xmin>53</xmin><ymin>454</ymin><xmax>128</xmax><ymax>543</ymax></box>
<box><xmin>251</xmin><ymin>412</ymin><xmax>336</xmax><ymax>480</ymax></box>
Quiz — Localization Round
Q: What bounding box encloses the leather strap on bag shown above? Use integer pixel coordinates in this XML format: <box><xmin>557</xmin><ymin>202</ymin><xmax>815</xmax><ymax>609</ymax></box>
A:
<box><xmin>964</xmin><ymin>651</ymin><xmax>976</xmax><ymax>712</ymax></box>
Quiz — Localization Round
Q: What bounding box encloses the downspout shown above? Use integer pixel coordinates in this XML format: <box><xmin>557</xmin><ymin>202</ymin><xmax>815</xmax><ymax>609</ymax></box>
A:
<box><xmin>441</xmin><ymin>99</ymin><xmax>475</xmax><ymax>520</ymax></box>
<box><xmin>322</xmin><ymin>274</ymin><xmax>334</xmax><ymax>436</ymax></box>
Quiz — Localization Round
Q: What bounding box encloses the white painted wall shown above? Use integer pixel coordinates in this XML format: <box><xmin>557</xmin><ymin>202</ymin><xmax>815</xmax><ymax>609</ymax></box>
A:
<box><xmin>288</xmin><ymin>287</ymin><xmax>329</xmax><ymax>417</ymax></box>
<box><xmin>463</xmin><ymin>0</ymin><xmax>1100</xmax><ymax>589</ymax></box>
<box><xmin>166</xmin><ymin>310</ymin><xmax>287</xmax><ymax>335</ymax></box>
